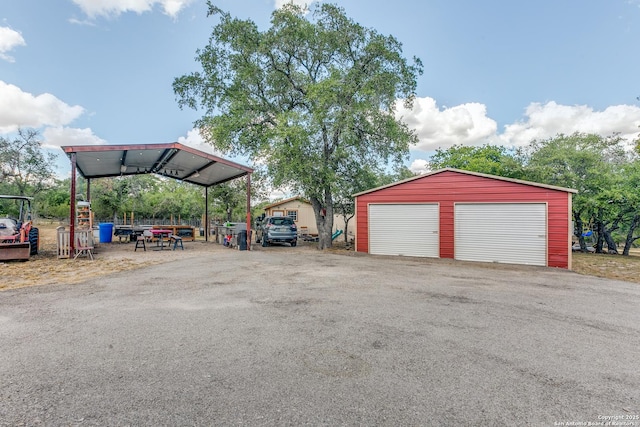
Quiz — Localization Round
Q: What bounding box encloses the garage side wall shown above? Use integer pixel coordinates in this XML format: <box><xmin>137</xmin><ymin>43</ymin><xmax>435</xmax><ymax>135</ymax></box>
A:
<box><xmin>355</xmin><ymin>170</ymin><xmax>572</xmax><ymax>269</ymax></box>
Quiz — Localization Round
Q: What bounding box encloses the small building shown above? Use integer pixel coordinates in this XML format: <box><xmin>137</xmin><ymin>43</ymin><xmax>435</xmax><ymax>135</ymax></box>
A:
<box><xmin>263</xmin><ymin>196</ymin><xmax>353</xmax><ymax>239</ymax></box>
<box><xmin>353</xmin><ymin>168</ymin><xmax>576</xmax><ymax>269</ymax></box>
<box><xmin>264</xmin><ymin>196</ymin><xmax>317</xmax><ymax>234</ymax></box>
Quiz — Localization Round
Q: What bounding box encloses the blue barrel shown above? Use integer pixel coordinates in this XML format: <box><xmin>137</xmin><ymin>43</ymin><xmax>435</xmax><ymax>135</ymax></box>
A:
<box><xmin>99</xmin><ymin>223</ymin><xmax>113</xmax><ymax>243</ymax></box>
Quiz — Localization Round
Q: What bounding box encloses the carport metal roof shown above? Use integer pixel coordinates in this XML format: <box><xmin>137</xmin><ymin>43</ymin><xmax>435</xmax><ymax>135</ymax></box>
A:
<box><xmin>61</xmin><ymin>142</ymin><xmax>253</xmax><ymax>187</ymax></box>
<box><xmin>61</xmin><ymin>142</ymin><xmax>253</xmax><ymax>253</ymax></box>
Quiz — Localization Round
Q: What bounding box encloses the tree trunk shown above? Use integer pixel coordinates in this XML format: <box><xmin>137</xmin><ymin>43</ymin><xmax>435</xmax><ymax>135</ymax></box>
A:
<box><xmin>603</xmin><ymin>230</ymin><xmax>618</xmax><ymax>254</ymax></box>
<box><xmin>604</xmin><ymin>215</ymin><xmax>622</xmax><ymax>254</ymax></box>
<box><xmin>622</xmin><ymin>213</ymin><xmax>640</xmax><ymax>256</ymax></box>
<box><xmin>342</xmin><ymin>213</ymin><xmax>354</xmax><ymax>245</ymax></box>
<box><xmin>310</xmin><ymin>194</ymin><xmax>334</xmax><ymax>250</ymax></box>
<box><xmin>574</xmin><ymin>212</ymin><xmax>588</xmax><ymax>252</ymax></box>
<box><xmin>594</xmin><ymin>217</ymin><xmax>604</xmax><ymax>253</ymax></box>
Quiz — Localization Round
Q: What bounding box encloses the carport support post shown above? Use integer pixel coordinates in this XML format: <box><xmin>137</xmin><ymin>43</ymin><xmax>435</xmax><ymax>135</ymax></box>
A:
<box><xmin>205</xmin><ymin>187</ymin><xmax>209</xmax><ymax>242</ymax></box>
<box><xmin>246</xmin><ymin>174</ymin><xmax>251</xmax><ymax>251</ymax></box>
<box><xmin>70</xmin><ymin>152</ymin><xmax>76</xmax><ymax>254</ymax></box>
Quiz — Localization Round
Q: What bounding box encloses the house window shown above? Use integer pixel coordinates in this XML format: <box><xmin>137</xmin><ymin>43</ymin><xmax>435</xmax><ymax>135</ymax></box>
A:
<box><xmin>286</xmin><ymin>210</ymin><xmax>298</xmax><ymax>221</ymax></box>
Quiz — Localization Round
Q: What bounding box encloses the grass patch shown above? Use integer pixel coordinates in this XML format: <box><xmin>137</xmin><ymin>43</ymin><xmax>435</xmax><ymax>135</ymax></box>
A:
<box><xmin>572</xmin><ymin>251</ymin><xmax>640</xmax><ymax>284</ymax></box>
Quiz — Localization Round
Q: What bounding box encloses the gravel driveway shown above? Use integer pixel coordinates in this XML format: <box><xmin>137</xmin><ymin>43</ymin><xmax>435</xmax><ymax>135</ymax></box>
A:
<box><xmin>1</xmin><ymin>246</ymin><xmax>639</xmax><ymax>426</ymax></box>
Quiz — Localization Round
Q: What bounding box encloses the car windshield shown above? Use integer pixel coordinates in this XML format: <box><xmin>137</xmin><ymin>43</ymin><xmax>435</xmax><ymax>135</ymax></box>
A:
<box><xmin>270</xmin><ymin>218</ymin><xmax>293</xmax><ymax>226</ymax></box>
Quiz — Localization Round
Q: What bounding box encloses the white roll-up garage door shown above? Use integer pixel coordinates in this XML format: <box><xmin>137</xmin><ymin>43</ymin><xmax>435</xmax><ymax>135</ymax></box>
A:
<box><xmin>454</xmin><ymin>203</ymin><xmax>547</xmax><ymax>266</ymax></box>
<box><xmin>369</xmin><ymin>204</ymin><xmax>439</xmax><ymax>257</ymax></box>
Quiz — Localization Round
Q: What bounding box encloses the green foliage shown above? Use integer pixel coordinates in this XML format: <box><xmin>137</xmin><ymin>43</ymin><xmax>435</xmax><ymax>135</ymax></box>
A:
<box><xmin>208</xmin><ymin>179</ymin><xmax>246</xmax><ymax>223</ymax></box>
<box><xmin>87</xmin><ymin>175</ymin><xmax>206</xmax><ymax>223</ymax></box>
<box><xmin>0</xmin><ymin>128</ymin><xmax>58</xmax><ymax>197</ymax></box>
<box><xmin>36</xmin><ymin>179</ymin><xmax>71</xmax><ymax>219</ymax></box>
<box><xmin>520</xmin><ymin>133</ymin><xmax>624</xmax><ymax>191</ymax></box>
<box><xmin>429</xmin><ymin>144</ymin><xmax>525</xmax><ymax>179</ymax></box>
<box><xmin>174</xmin><ymin>2</ymin><xmax>423</xmax><ymax>248</ymax></box>
<box><xmin>519</xmin><ymin>133</ymin><xmax>634</xmax><ymax>253</ymax></box>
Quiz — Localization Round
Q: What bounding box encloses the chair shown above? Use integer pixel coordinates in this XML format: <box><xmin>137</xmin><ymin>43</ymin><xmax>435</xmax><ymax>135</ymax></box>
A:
<box><xmin>135</xmin><ymin>235</ymin><xmax>146</xmax><ymax>251</ymax></box>
<box><xmin>74</xmin><ymin>234</ymin><xmax>94</xmax><ymax>260</ymax></box>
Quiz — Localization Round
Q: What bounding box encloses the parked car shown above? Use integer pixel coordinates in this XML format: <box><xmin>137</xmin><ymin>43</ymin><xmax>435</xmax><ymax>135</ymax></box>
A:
<box><xmin>256</xmin><ymin>216</ymin><xmax>297</xmax><ymax>247</ymax></box>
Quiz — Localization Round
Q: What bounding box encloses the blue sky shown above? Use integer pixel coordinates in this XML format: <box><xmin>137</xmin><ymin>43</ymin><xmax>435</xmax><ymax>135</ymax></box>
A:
<box><xmin>2</xmin><ymin>0</ymin><xmax>640</xmax><ymax>180</ymax></box>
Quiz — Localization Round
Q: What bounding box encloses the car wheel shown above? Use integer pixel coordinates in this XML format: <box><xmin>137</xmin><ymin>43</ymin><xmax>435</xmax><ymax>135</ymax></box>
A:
<box><xmin>290</xmin><ymin>240</ymin><xmax>297</xmax><ymax>247</ymax></box>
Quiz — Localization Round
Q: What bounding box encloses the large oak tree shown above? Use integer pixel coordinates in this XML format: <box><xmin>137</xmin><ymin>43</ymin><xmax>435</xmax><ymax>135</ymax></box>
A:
<box><xmin>173</xmin><ymin>2</ymin><xmax>422</xmax><ymax>248</ymax></box>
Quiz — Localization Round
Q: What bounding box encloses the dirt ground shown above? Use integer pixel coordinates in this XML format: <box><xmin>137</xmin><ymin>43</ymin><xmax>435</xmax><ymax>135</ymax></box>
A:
<box><xmin>0</xmin><ymin>224</ymin><xmax>243</xmax><ymax>291</ymax></box>
<box><xmin>2</xmin><ymin>224</ymin><xmax>639</xmax><ymax>291</ymax></box>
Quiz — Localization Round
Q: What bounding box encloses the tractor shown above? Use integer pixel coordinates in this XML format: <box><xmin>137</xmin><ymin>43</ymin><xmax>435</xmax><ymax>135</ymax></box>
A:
<box><xmin>0</xmin><ymin>195</ymin><xmax>39</xmax><ymax>261</ymax></box>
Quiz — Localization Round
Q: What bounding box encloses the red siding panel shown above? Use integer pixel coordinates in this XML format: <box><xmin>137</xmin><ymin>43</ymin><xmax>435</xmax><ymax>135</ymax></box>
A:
<box><xmin>355</xmin><ymin>170</ymin><xmax>572</xmax><ymax>269</ymax></box>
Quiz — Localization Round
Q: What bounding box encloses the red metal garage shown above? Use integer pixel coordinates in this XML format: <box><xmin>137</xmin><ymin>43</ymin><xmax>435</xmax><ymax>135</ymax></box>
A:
<box><xmin>354</xmin><ymin>168</ymin><xmax>576</xmax><ymax>269</ymax></box>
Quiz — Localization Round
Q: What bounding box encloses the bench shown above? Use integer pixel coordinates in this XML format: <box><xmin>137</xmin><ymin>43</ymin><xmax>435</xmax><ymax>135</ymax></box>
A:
<box><xmin>170</xmin><ymin>234</ymin><xmax>184</xmax><ymax>250</ymax></box>
<box><xmin>114</xmin><ymin>226</ymin><xmax>135</xmax><ymax>243</ymax></box>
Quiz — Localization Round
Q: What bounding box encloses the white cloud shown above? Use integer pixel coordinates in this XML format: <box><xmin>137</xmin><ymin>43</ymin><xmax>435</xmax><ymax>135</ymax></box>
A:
<box><xmin>403</xmin><ymin>98</ymin><xmax>640</xmax><ymax>169</ymax></box>
<box><xmin>71</xmin><ymin>0</ymin><xmax>194</xmax><ymax>19</ymax></box>
<box><xmin>396</xmin><ymin>97</ymin><xmax>498</xmax><ymax>152</ymax></box>
<box><xmin>42</xmin><ymin>126</ymin><xmax>106</xmax><ymax>148</ymax></box>
<box><xmin>177</xmin><ymin>128</ymin><xmax>225</xmax><ymax>156</ymax></box>
<box><xmin>500</xmin><ymin>101</ymin><xmax>640</xmax><ymax>147</ymax></box>
<box><xmin>0</xmin><ymin>81</ymin><xmax>84</xmax><ymax>134</ymax></box>
<box><xmin>0</xmin><ymin>26</ymin><xmax>26</xmax><ymax>62</ymax></box>
<box><xmin>399</xmin><ymin>96</ymin><xmax>640</xmax><ymax>154</ymax></box>
<box><xmin>267</xmin><ymin>188</ymin><xmax>290</xmax><ymax>201</ymax></box>
<box><xmin>409</xmin><ymin>159</ymin><xmax>429</xmax><ymax>174</ymax></box>
<box><xmin>67</xmin><ymin>18</ymin><xmax>97</xmax><ymax>27</ymax></box>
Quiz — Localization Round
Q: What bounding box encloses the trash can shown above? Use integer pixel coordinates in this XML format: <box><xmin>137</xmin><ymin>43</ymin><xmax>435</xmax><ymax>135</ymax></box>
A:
<box><xmin>237</xmin><ymin>230</ymin><xmax>248</xmax><ymax>251</ymax></box>
<box><xmin>99</xmin><ymin>223</ymin><xmax>114</xmax><ymax>243</ymax></box>
<box><xmin>199</xmin><ymin>227</ymin><xmax>204</xmax><ymax>237</ymax></box>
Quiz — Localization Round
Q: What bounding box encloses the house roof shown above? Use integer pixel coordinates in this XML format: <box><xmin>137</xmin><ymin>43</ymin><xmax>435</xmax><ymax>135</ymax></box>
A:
<box><xmin>263</xmin><ymin>196</ymin><xmax>310</xmax><ymax>210</ymax></box>
<box><xmin>61</xmin><ymin>142</ymin><xmax>253</xmax><ymax>187</ymax></box>
<box><xmin>353</xmin><ymin>168</ymin><xmax>578</xmax><ymax>197</ymax></box>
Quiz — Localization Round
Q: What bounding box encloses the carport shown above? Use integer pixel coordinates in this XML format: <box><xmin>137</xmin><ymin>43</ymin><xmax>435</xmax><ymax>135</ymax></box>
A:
<box><xmin>61</xmin><ymin>143</ymin><xmax>253</xmax><ymax>253</ymax></box>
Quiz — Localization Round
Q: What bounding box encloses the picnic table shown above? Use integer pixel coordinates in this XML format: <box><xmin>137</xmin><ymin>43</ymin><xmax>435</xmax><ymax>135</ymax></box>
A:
<box><xmin>150</xmin><ymin>229</ymin><xmax>172</xmax><ymax>250</ymax></box>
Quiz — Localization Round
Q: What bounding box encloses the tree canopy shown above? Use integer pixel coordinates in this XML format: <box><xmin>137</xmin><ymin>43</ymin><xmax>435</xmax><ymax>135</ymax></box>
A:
<box><xmin>173</xmin><ymin>2</ymin><xmax>423</xmax><ymax>248</ymax></box>
<box><xmin>429</xmin><ymin>144</ymin><xmax>524</xmax><ymax>179</ymax></box>
<box><xmin>0</xmin><ymin>128</ymin><xmax>57</xmax><ymax>197</ymax></box>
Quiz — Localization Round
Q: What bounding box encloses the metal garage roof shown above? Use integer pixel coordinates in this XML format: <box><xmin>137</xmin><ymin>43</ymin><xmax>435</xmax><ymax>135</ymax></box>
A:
<box><xmin>353</xmin><ymin>168</ymin><xmax>577</xmax><ymax>196</ymax></box>
<box><xmin>61</xmin><ymin>142</ymin><xmax>253</xmax><ymax>187</ymax></box>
